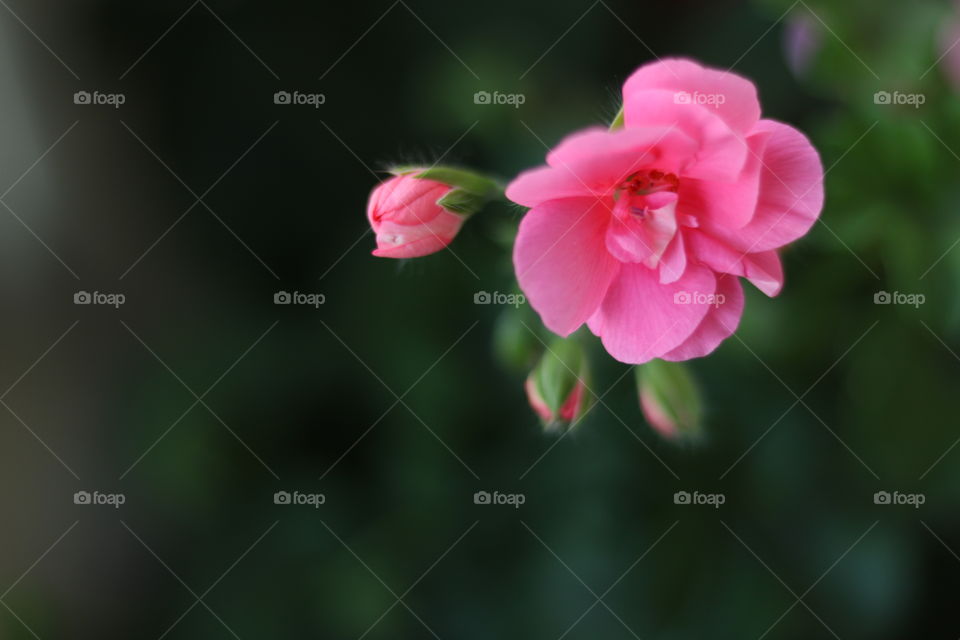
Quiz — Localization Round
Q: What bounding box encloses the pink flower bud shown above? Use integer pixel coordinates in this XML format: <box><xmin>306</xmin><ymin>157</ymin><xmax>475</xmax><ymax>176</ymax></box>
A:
<box><xmin>524</xmin><ymin>374</ymin><xmax>586</xmax><ymax>426</ymax></box>
<box><xmin>639</xmin><ymin>386</ymin><xmax>680</xmax><ymax>439</ymax></box>
<box><xmin>366</xmin><ymin>172</ymin><xmax>466</xmax><ymax>259</ymax></box>
<box><xmin>636</xmin><ymin>359</ymin><xmax>702</xmax><ymax>442</ymax></box>
<box><xmin>523</xmin><ymin>338</ymin><xmax>592</xmax><ymax>431</ymax></box>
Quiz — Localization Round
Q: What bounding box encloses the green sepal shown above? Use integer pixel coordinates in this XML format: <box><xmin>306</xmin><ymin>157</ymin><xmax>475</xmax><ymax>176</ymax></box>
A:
<box><xmin>391</xmin><ymin>165</ymin><xmax>501</xmax><ymax>197</ymax></box>
<box><xmin>534</xmin><ymin>338</ymin><xmax>585</xmax><ymax>416</ymax></box>
<box><xmin>493</xmin><ymin>305</ymin><xmax>540</xmax><ymax>373</ymax></box>
<box><xmin>609</xmin><ymin>106</ymin><xmax>625</xmax><ymax>131</ymax></box>
<box><xmin>436</xmin><ymin>188</ymin><xmax>485</xmax><ymax>215</ymax></box>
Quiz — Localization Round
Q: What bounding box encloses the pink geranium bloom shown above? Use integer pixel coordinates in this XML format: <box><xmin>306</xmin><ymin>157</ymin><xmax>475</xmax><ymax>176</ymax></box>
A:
<box><xmin>507</xmin><ymin>59</ymin><xmax>824</xmax><ymax>364</ymax></box>
<box><xmin>367</xmin><ymin>173</ymin><xmax>465</xmax><ymax>258</ymax></box>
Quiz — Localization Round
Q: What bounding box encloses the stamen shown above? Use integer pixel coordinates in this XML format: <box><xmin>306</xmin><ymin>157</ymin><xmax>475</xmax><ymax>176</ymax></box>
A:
<box><xmin>620</xmin><ymin>169</ymin><xmax>679</xmax><ymax>195</ymax></box>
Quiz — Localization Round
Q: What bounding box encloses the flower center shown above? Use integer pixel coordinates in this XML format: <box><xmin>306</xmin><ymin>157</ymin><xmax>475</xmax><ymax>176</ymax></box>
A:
<box><xmin>619</xmin><ymin>169</ymin><xmax>679</xmax><ymax>196</ymax></box>
<box><xmin>606</xmin><ymin>170</ymin><xmax>680</xmax><ymax>267</ymax></box>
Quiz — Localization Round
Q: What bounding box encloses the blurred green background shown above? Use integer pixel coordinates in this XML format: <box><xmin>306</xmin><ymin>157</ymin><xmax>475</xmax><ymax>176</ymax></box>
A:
<box><xmin>0</xmin><ymin>0</ymin><xmax>958</xmax><ymax>637</ymax></box>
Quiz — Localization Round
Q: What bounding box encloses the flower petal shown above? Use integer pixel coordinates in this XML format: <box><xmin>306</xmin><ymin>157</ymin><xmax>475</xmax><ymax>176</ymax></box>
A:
<box><xmin>659</xmin><ymin>228</ymin><xmax>688</xmax><ymax>284</ymax></box>
<box><xmin>699</xmin><ymin>119</ymin><xmax>823</xmax><ymax>252</ymax></box>
<box><xmin>623</xmin><ymin>89</ymin><xmax>749</xmax><ymax>182</ymax></box>
<box><xmin>742</xmin><ymin>250</ymin><xmax>783</xmax><ymax>297</ymax></box>
<box><xmin>368</xmin><ymin>178</ymin><xmax>448</xmax><ymax>225</ymax></box>
<box><xmin>371</xmin><ymin>209</ymin><xmax>465</xmax><ymax>259</ymax></box>
<box><xmin>514</xmin><ymin>198</ymin><xmax>621</xmax><ymax>336</ymax></box>
<box><xmin>661</xmin><ymin>275</ymin><xmax>745</xmax><ymax>361</ymax></box>
<box><xmin>507</xmin><ymin>126</ymin><xmax>700</xmax><ymax>208</ymax></box>
<box><xmin>505</xmin><ymin>165</ymin><xmax>596</xmax><ymax>207</ymax></box>
<box><xmin>605</xmin><ymin>192</ymin><xmax>678</xmax><ymax>266</ymax></box>
<box><xmin>623</xmin><ymin>58</ymin><xmax>761</xmax><ymax>135</ymax></box>
<box><xmin>677</xmin><ymin>128</ymin><xmax>770</xmax><ymax>229</ymax></box>
<box><xmin>687</xmin><ymin>231</ymin><xmax>784</xmax><ymax>296</ymax></box>
<box><xmin>546</xmin><ymin>125</ymin><xmax>699</xmax><ymax>176</ymax></box>
<box><xmin>587</xmin><ymin>263</ymin><xmax>716</xmax><ymax>364</ymax></box>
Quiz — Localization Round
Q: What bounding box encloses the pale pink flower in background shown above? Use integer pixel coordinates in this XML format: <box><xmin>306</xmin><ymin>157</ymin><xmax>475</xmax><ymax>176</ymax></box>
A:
<box><xmin>366</xmin><ymin>173</ymin><xmax>464</xmax><ymax>258</ymax></box>
<box><xmin>939</xmin><ymin>2</ymin><xmax>960</xmax><ymax>91</ymax></box>
<box><xmin>508</xmin><ymin>58</ymin><xmax>824</xmax><ymax>364</ymax></box>
<box><xmin>783</xmin><ymin>13</ymin><xmax>822</xmax><ymax>76</ymax></box>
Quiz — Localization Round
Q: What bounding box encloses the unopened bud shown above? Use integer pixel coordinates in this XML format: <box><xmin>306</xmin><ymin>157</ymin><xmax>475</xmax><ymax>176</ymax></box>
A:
<box><xmin>525</xmin><ymin>338</ymin><xmax>592</xmax><ymax>431</ymax></box>
<box><xmin>366</xmin><ymin>166</ymin><xmax>501</xmax><ymax>258</ymax></box>
<box><xmin>636</xmin><ymin>359</ymin><xmax>703</xmax><ymax>441</ymax></box>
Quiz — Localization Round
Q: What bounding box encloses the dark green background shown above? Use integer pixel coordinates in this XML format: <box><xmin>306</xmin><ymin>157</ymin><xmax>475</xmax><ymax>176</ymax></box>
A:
<box><xmin>0</xmin><ymin>0</ymin><xmax>956</xmax><ymax>637</ymax></box>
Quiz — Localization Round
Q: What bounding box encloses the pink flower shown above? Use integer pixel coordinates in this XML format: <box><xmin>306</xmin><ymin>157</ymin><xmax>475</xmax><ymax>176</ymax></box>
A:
<box><xmin>507</xmin><ymin>58</ymin><xmax>824</xmax><ymax>364</ymax></box>
<box><xmin>367</xmin><ymin>172</ymin><xmax>465</xmax><ymax>258</ymax></box>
